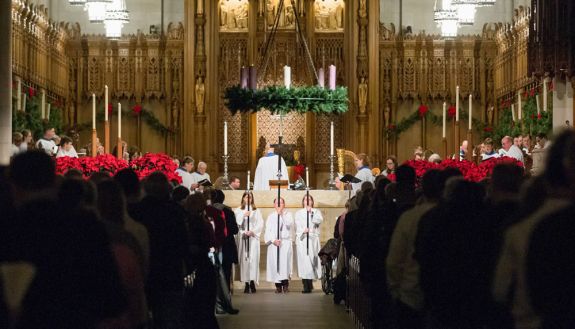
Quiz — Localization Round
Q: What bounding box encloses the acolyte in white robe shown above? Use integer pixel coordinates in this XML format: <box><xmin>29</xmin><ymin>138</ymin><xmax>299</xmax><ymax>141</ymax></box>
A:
<box><xmin>295</xmin><ymin>208</ymin><xmax>324</xmax><ymax>280</ymax></box>
<box><xmin>254</xmin><ymin>153</ymin><xmax>289</xmax><ymax>191</ymax></box>
<box><xmin>234</xmin><ymin>207</ymin><xmax>264</xmax><ymax>284</ymax></box>
<box><xmin>264</xmin><ymin>211</ymin><xmax>294</xmax><ymax>283</ymax></box>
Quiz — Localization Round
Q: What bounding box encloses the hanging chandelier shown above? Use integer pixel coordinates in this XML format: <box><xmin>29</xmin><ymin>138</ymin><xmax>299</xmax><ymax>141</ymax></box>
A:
<box><xmin>104</xmin><ymin>0</ymin><xmax>129</xmax><ymax>39</ymax></box>
<box><xmin>85</xmin><ymin>0</ymin><xmax>112</xmax><ymax>23</ymax></box>
<box><xmin>434</xmin><ymin>0</ymin><xmax>459</xmax><ymax>38</ymax></box>
<box><xmin>68</xmin><ymin>0</ymin><xmax>86</xmax><ymax>6</ymax></box>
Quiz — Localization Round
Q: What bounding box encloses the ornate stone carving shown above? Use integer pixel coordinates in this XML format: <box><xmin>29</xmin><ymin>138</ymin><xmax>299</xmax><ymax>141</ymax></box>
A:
<box><xmin>220</xmin><ymin>0</ymin><xmax>249</xmax><ymax>31</ymax></box>
<box><xmin>314</xmin><ymin>0</ymin><xmax>344</xmax><ymax>31</ymax></box>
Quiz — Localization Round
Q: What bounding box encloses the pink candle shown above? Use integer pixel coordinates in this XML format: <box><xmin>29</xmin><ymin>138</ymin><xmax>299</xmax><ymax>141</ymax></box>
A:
<box><xmin>240</xmin><ymin>67</ymin><xmax>248</xmax><ymax>89</ymax></box>
<box><xmin>328</xmin><ymin>65</ymin><xmax>336</xmax><ymax>90</ymax></box>
<box><xmin>318</xmin><ymin>68</ymin><xmax>325</xmax><ymax>88</ymax></box>
<box><xmin>249</xmin><ymin>65</ymin><xmax>257</xmax><ymax>90</ymax></box>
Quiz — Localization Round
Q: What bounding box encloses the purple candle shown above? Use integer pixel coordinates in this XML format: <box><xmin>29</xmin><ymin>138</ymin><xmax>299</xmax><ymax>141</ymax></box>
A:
<box><xmin>249</xmin><ymin>65</ymin><xmax>257</xmax><ymax>90</ymax></box>
<box><xmin>328</xmin><ymin>65</ymin><xmax>336</xmax><ymax>90</ymax></box>
<box><xmin>318</xmin><ymin>68</ymin><xmax>325</xmax><ymax>88</ymax></box>
<box><xmin>240</xmin><ymin>67</ymin><xmax>248</xmax><ymax>89</ymax></box>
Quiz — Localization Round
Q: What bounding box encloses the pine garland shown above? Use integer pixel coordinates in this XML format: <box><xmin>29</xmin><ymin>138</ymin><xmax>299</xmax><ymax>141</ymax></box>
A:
<box><xmin>224</xmin><ymin>85</ymin><xmax>349</xmax><ymax>115</ymax></box>
<box><xmin>12</xmin><ymin>92</ymin><xmax>63</xmax><ymax>139</ymax></box>
<box><xmin>490</xmin><ymin>96</ymin><xmax>552</xmax><ymax>142</ymax></box>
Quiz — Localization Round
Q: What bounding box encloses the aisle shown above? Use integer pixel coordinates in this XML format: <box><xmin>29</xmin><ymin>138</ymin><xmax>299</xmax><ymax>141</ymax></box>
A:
<box><xmin>217</xmin><ymin>287</ymin><xmax>353</xmax><ymax>329</ymax></box>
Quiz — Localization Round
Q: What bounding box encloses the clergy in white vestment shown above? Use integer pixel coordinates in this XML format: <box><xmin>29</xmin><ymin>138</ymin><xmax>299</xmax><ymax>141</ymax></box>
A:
<box><xmin>264</xmin><ymin>197</ymin><xmax>294</xmax><ymax>293</ymax></box>
<box><xmin>499</xmin><ymin>136</ymin><xmax>524</xmax><ymax>162</ymax></box>
<box><xmin>352</xmin><ymin>153</ymin><xmax>375</xmax><ymax>192</ymax></box>
<box><xmin>234</xmin><ymin>191</ymin><xmax>264</xmax><ymax>293</ymax></box>
<box><xmin>190</xmin><ymin>161</ymin><xmax>210</xmax><ymax>187</ymax></box>
<box><xmin>254</xmin><ymin>145</ymin><xmax>289</xmax><ymax>191</ymax></box>
<box><xmin>175</xmin><ymin>156</ymin><xmax>199</xmax><ymax>191</ymax></box>
<box><xmin>56</xmin><ymin>136</ymin><xmax>78</xmax><ymax>158</ymax></box>
<box><xmin>36</xmin><ymin>127</ymin><xmax>57</xmax><ymax>156</ymax></box>
<box><xmin>295</xmin><ymin>194</ymin><xmax>323</xmax><ymax>293</ymax></box>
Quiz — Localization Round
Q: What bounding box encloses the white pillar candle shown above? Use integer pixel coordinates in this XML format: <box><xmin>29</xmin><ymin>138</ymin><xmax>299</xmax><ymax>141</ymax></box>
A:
<box><xmin>92</xmin><ymin>93</ymin><xmax>96</xmax><ymax>130</ymax></box>
<box><xmin>542</xmin><ymin>78</ymin><xmax>547</xmax><ymax>112</ymax></box>
<box><xmin>105</xmin><ymin>85</ymin><xmax>108</xmax><ymax>121</ymax></box>
<box><xmin>517</xmin><ymin>91</ymin><xmax>522</xmax><ymax>121</ymax></box>
<box><xmin>41</xmin><ymin>90</ymin><xmax>46</xmax><ymax>119</ymax></box>
<box><xmin>511</xmin><ymin>104</ymin><xmax>516</xmax><ymax>122</ymax></box>
<box><xmin>22</xmin><ymin>93</ymin><xmax>26</xmax><ymax>112</ymax></box>
<box><xmin>47</xmin><ymin>103</ymin><xmax>51</xmax><ymax>120</ymax></box>
<box><xmin>118</xmin><ymin>103</ymin><xmax>121</xmax><ymax>138</ymax></box>
<box><xmin>305</xmin><ymin>166</ymin><xmax>309</xmax><ymax>187</ymax></box>
<box><xmin>284</xmin><ymin>65</ymin><xmax>291</xmax><ymax>89</ymax></box>
<box><xmin>455</xmin><ymin>86</ymin><xmax>460</xmax><ymax>122</ymax></box>
<box><xmin>247</xmin><ymin>170</ymin><xmax>251</xmax><ymax>190</ymax></box>
<box><xmin>224</xmin><ymin>121</ymin><xmax>228</xmax><ymax>155</ymax></box>
<box><xmin>16</xmin><ymin>79</ymin><xmax>21</xmax><ymax>112</ymax></box>
<box><xmin>468</xmin><ymin>94</ymin><xmax>472</xmax><ymax>130</ymax></box>
<box><xmin>536</xmin><ymin>94</ymin><xmax>541</xmax><ymax>114</ymax></box>
<box><xmin>442</xmin><ymin>102</ymin><xmax>446</xmax><ymax>138</ymax></box>
<box><xmin>330</xmin><ymin>121</ymin><xmax>335</xmax><ymax>156</ymax></box>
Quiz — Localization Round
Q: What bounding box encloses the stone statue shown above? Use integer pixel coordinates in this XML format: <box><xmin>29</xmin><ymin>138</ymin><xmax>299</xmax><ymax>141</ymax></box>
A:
<box><xmin>315</xmin><ymin>1</ymin><xmax>329</xmax><ymax>30</ymax></box>
<box><xmin>358</xmin><ymin>78</ymin><xmax>368</xmax><ymax>114</ymax></box>
<box><xmin>195</xmin><ymin>77</ymin><xmax>205</xmax><ymax>114</ymax></box>
<box><xmin>284</xmin><ymin>3</ymin><xmax>295</xmax><ymax>27</ymax></box>
<box><xmin>236</xmin><ymin>2</ymin><xmax>249</xmax><ymax>29</ymax></box>
<box><xmin>172</xmin><ymin>99</ymin><xmax>180</xmax><ymax>128</ymax></box>
<box><xmin>487</xmin><ymin>106</ymin><xmax>494</xmax><ymax>126</ymax></box>
<box><xmin>384</xmin><ymin>106</ymin><xmax>391</xmax><ymax>125</ymax></box>
<box><xmin>266</xmin><ymin>0</ymin><xmax>275</xmax><ymax>27</ymax></box>
<box><xmin>359</xmin><ymin>0</ymin><xmax>367</xmax><ymax>18</ymax></box>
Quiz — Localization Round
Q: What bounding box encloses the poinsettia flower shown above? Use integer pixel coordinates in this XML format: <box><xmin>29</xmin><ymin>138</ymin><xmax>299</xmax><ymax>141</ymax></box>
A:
<box><xmin>130</xmin><ymin>153</ymin><xmax>182</xmax><ymax>184</ymax></box>
<box><xmin>28</xmin><ymin>87</ymin><xmax>35</xmax><ymax>97</ymax></box>
<box><xmin>537</xmin><ymin>113</ymin><xmax>542</xmax><ymax>120</ymax></box>
<box><xmin>483</xmin><ymin>126</ymin><xmax>493</xmax><ymax>132</ymax></box>
<box><xmin>132</xmin><ymin>104</ymin><xmax>142</xmax><ymax>115</ymax></box>
<box><xmin>530</xmin><ymin>88</ymin><xmax>535</xmax><ymax>97</ymax></box>
<box><xmin>418</xmin><ymin>104</ymin><xmax>429</xmax><ymax>118</ymax></box>
<box><xmin>448</xmin><ymin>105</ymin><xmax>456</xmax><ymax>118</ymax></box>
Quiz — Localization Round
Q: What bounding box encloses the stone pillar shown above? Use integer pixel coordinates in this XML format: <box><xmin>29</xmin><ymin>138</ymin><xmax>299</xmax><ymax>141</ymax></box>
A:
<box><xmin>0</xmin><ymin>0</ymin><xmax>12</xmax><ymax>165</ymax></box>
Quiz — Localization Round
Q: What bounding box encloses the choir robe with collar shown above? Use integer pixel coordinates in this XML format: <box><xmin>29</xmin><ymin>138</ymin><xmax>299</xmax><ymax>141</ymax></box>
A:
<box><xmin>234</xmin><ymin>207</ymin><xmax>264</xmax><ymax>284</ymax></box>
<box><xmin>36</xmin><ymin>138</ymin><xmax>56</xmax><ymax>156</ymax></box>
<box><xmin>175</xmin><ymin>168</ymin><xmax>194</xmax><ymax>191</ymax></box>
<box><xmin>295</xmin><ymin>208</ymin><xmax>324</xmax><ymax>280</ymax></box>
<box><xmin>352</xmin><ymin>167</ymin><xmax>375</xmax><ymax>192</ymax></box>
<box><xmin>254</xmin><ymin>153</ymin><xmax>289</xmax><ymax>191</ymax></box>
<box><xmin>264</xmin><ymin>210</ymin><xmax>294</xmax><ymax>283</ymax></box>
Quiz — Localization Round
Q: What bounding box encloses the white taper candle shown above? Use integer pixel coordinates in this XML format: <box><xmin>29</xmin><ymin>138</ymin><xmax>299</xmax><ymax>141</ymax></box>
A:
<box><xmin>468</xmin><ymin>94</ymin><xmax>472</xmax><ymax>130</ymax></box>
<box><xmin>118</xmin><ymin>103</ymin><xmax>121</xmax><ymax>138</ymax></box>
<box><xmin>330</xmin><ymin>121</ymin><xmax>335</xmax><ymax>156</ymax></box>
<box><xmin>105</xmin><ymin>85</ymin><xmax>108</xmax><ymax>121</ymax></box>
<box><xmin>518</xmin><ymin>91</ymin><xmax>522</xmax><ymax>121</ymax></box>
<box><xmin>455</xmin><ymin>86</ymin><xmax>460</xmax><ymax>122</ymax></box>
<box><xmin>224</xmin><ymin>121</ymin><xmax>228</xmax><ymax>155</ymax></box>
<box><xmin>442</xmin><ymin>102</ymin><xmax>446</xmax><ymax>138</ymax></box>
<box><xmin>92</xmin><ymin>93</ymin><xmax>96</xmax><ymax>130</ymax></box>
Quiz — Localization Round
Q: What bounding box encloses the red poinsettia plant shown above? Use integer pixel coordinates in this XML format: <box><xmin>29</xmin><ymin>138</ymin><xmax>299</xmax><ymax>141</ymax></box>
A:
<box><xmin>130</xmin><ymin>153</ymin><xmax>182</xmax><ymax>184</ymax></box>
<box><xmin>294</xmin><ymin>163</ymin><xmax>306</xmax><ymax>180</ymax></box>
<box><xmin>448</xmin><ymin>105</ymin><xmax>456</xmax><ymax>118</ymax></box>
<box><xmin>418</xmin><ymin>104</ymin><xmax>429</xmax><ymax>118</ymax></box>
<box><xmin>132</xmin><ymin>104</ymin><xmax>142</xmax><ymax>115</ymax></box>
<box><xmin>55</xmin><ymin>154</ymin><xmax>128</xmax><ymax>178</ymax></box>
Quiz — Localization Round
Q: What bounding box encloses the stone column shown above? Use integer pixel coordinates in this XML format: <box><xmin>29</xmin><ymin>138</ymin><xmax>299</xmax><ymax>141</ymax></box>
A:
<box><xmin>0</xmin><ymin>0</ymin><xmax>12</xmax><ymax>165</ymax></box>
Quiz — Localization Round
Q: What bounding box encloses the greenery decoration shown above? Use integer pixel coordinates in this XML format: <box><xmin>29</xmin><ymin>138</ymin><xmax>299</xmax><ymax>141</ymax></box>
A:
<box><xmin>12</xmin><ymin>91</ymin><xmax>63</xmax><ymax>139</ymax></box>
<box><xmin>490</xmin><ymin>95</ymin><xmax>552</xmax><ymax>142</ymax></box>
<box><xmin>384</xmin><ymin>105</ymin><xmax>484</xmax><ymax>140</ymax></box>
<box><xmin>224</xmin><ymin>85</ymin><xmax>349</xmax><ymax>115</ymax></box>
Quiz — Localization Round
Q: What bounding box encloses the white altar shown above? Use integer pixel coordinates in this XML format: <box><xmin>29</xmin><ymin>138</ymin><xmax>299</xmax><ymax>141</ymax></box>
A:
<box><xmin>223</xmin><ymin>190</ymin><xmax>348</xmax><ymax>244</ymax></box>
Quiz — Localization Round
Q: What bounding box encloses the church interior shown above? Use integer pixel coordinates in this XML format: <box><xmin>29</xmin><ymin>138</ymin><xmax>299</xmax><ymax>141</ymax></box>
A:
<box><xmin>1</xmin><ymin>0</ymin><xmax>575</xmax><ymax>329</ymax></box>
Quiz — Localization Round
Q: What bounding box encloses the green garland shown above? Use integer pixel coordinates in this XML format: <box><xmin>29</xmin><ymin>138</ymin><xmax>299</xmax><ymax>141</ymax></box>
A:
<box><xmin>224</xmin><ymin>85</ymin><xmax>349</xmax><ymax>115</ymax></box>
<box><xmin>384</xmin><ymin>107</ymin><xmax>484</xmax><ymax>139</ymax></box>
<box><xmin>76</xmin><ymin>105</ymin><xmax>175</xmax><ymax>137</ymax></box>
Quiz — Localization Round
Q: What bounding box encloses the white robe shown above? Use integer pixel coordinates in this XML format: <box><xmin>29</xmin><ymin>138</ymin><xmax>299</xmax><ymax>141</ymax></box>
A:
<box><xmin>353</xmin><ymin>167</ymin><xmax>374</xmax><ymax>192</ymax></box>
<box><xmin>234</xmin><ymin>207</ymin><xmax>264</xmax><ymax>283</ymax></box>
<box><xmin>191</xmin><ymin>171</ymin><xmax>210</xmax><ymax>185</ymax></box>
<box><xmin>295</xmin><ymin>208</ymin><xmax>324</xmax><ymax>280</ymax></box>
<box><xmin>36</xmin><ymin>138</ymin><xmax>56</xmax><ymax>156</ymax></box>
<box><xmin>264</xmin><ymin>211</ymin><xmax>294</xmax><ymax>283</ymax></box>
<box><xmin>175</xmin><ymin>168</ymin><xmax>194</xmax><ymax>190</ymax></box>
<box><xmin>56</xmin><ymin>146</ymin><xmax>78</xmax><ymax>158</ymax></box>
<box><xmin>254</xmin><ymin>154</ymin><xmax>289</xmax><ymax>190</ymax></box>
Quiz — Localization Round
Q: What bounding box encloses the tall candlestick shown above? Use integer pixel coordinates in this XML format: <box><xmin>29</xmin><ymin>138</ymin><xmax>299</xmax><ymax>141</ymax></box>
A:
<box><xmin>247</xmin><ymin>170</ymin><xmax>251</xmax><ymax>190</ymax></box>
<box><xmin>330</xmin><ymin>121</ymin><xmax>335</xmax><ymax>156</ymax></box>
<box><xmin>47</xmin><ymin>104</ymin><xmax>51</xmax><ymax>120</ymax></box>
<box><xmin>41</xmin><ymin>90</ymin><xmax>46</xmax><ymax>119</ymax></box>
<box><xmin>105</xmin><ymin>85</ymin><xmax>109</xmax><ymax>121</ymax></box>
<box><xmin>118</xmin><ymin>102</ymin><xmax>121</xmax><ymax>138</ymax></box>
<box><xmin>517</xmin><ymin>91</ymin><xmax>522</xmax><ymax>121</ymax></box>
<box><xmin>542</xmin><ymin>77</ymin><xmax>548</xmax><ymax>112</ymax></box>
<box><xmin>468</xmin><ymin>94</ymin><xmax>473</xmax><ymax>130</ymax></box>
<box><xmin>536</xmin><ymin>94</ymin><xmax>541</xmax><ymax>114</ymax></box>
<box><xmin>224</xmin><ymin>121</ymin><xmax>228</xmax><ymax>155</ymax></box>
<box><xmin>328</xmin><ymin>65</ymin><xmax>336</xmax><ymax>90</ymax></box>
<box><xmin>318</xmin><ymin>68</ymin><xmax>325</xmax><ymax>88</ymax></box>
<box><xmin>284</xmin><ymin>65</ymin><xmax>291</xmax><ymax>89</ymax></box>
<box><xmin>22</xmin><ymin>93</ymin><xmax>26</xmax><ymax>112</ymax></box>
<box><xmin>511</xmin><ymin>104</ymin><xmax>516</xmax><ymax>122</ymax></box>
<box><xmin>92</xmin><ymin>93</ymin><xmax>96</xmax><ymax>130</ymax></box>
<box><xmin>442</xmin><ymin>102</ymin><xmax>446</xmax><ymax>138</ymax></box>
<box><xmin>305</xmin><ymin>166</ymin><xmax>309</xmax><ymax>187</ymax></box>
<box><xmin>455</xmin><ymin>86</ymin><xmax>460</xmax><ymax>121</ymax></box>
